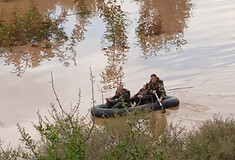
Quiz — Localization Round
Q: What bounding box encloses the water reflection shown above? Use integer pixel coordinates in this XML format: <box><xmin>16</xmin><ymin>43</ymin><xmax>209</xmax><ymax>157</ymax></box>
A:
<box><xmin>0</xmin><ymin>48</ymin><xmax>53</xmax><ymax>76</ymax></box>
<box><xmin>72</xmin><ymin>0</ymin><xmax>96</xmax><ymax>44</ymax></box>
<box><xmin>100</xmin><ymin>46</ymin><xmax>128</xmax><ymax>90</ymax></box>
<box><xmin>0</xmin><ymin>0</ymin><xmax>94</xmax><ymax>76</ymax></box>
<box><xmin>0</xmin><ymin>0</ymin><xmax>193</xmax><ymax>78</ymax></box>
<box><xmin>98</xmin><ymin>0</ymin><xmax>130</xmax><ymax>90</ymax></box>
<box><xmin>135</xmin><ymin>0</ymin><xmax>192</xmax><ymax>58</ymax></box>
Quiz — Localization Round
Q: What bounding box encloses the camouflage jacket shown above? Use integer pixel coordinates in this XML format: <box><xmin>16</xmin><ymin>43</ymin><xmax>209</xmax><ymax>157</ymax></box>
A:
<box><xmin>148</xmin><ymin>79</ymin><xmax>166</xmax><ymax>100</ymax></box>
<box><xmin>110</xmin><ymin>88</ymin><xmax>130</xmax><ymax>103</ymax></box>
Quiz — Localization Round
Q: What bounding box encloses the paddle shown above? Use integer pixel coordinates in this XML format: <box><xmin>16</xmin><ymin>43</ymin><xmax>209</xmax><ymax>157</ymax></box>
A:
<box><xmin>154</xmin><ymin>93</ymin><xmax>166</xmax><ymax>113</ymax></box>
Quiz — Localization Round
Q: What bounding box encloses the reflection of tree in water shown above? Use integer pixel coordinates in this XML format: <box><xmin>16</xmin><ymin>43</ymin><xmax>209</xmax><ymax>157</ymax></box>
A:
<box><xmin>135</xmin><ymin>0</ymin><xmax>192</xmax><ymax>58</ymax></box>
<box><xmin>53</xmin><ymin>0</ymin><xmax>94</xmax><ymax>67</ymax></box>
<box><xmin>71</xmin><ymin>0</ymin><xmax>95</xmax><ymax>44</ymax></box>
<box><xmin>100</xmin><ymin>46</ymin><xmax>128</xmax><ymax>90</ymax></box>
<box><xmin>0</xmin><ymin>0</ymin><xmax>94</xmax><ymax>76</ymax></box>
<box><xmin>98</xmin><ymin>0</ymin><xmax>129</xmax><ymax>91</ymax></box>
<box><xmin>0</xmin><ymin>0</ymin><xmax>193</xmax><ymax>76</ymax></box>
<box><xmin>0</xmin><ymin>48</ymin><xmax>54</xmax><ymax>76</ymax></box>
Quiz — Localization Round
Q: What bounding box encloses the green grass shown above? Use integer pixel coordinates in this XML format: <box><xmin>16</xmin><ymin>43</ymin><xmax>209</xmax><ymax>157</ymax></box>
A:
<box><xmin>183</xmin><ymin>116</ymin><xmax>235</xmax><ymax>160</ymax></box>
<box><xmin>1</xmin><ymin>105</ymin><xmax>234</xmax><ymax>160</ymax></box>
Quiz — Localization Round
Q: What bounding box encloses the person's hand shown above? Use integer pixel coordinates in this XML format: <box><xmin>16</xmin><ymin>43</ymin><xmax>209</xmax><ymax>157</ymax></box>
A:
<box><xmin>152</xmin><ymin>90</ymin><xmax>156</xmax><ymax>94</ymax></box>
<box><xmin>158</xmin><ymin>98</ymin><xmax>162</xmax><ymax>103</ymax></box>
<box><xmin>137</xmin><ymin>95</ymin><xmax>143</xmax><ymax>98</ymax></box>
<box><xmin>106</xmin><ymin>98</ymin><xmax>111</xmax><ymax>102</ymax></box>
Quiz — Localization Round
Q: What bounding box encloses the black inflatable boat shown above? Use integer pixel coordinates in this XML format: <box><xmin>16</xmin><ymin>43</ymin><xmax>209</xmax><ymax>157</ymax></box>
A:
<box><xmin>91</xmin><ymin>96</ymin><xmax>179</xmax><ymax>118</ymax></box>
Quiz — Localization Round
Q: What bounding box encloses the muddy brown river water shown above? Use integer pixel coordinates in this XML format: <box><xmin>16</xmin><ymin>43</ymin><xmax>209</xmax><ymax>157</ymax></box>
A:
<box><xmin>0</xmin><ymin>0</ymin><xmax>235</xmax><ymax>147</ymax></box>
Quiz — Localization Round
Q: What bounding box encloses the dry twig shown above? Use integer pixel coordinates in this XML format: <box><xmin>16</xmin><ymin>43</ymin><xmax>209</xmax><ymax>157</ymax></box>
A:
<box><xmin>50</xmin><ymin>71</ymin><xmax>68</xmax><ymax>117</ymax></box>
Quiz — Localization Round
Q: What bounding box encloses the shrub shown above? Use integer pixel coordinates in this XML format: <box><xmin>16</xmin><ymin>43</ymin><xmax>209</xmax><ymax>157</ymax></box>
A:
<box><xmin>154</xmin><ymin>115</ymin><xmax>235</xmax><ymax>160</ymax></box>
<box><xmin>11</xmin><ymin>104</ymin><xmax>86</xmax><ymax>160</ymax></box>
<box><xmin>86</xmin><ymin>111</ymin><xmax>167</xmax><ymax>160</ymax></box>
<box><xmin>0</xmin><ymin>79</ymin><xmax>234</xmax><ymax>160</ymax></box>
<box><xmin>183</xmin><ymin>115</ymin><xmax>235</xmax><ymax>160</ymax></box>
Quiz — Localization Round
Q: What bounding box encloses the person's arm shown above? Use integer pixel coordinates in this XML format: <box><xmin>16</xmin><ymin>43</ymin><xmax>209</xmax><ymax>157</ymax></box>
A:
<box><xmin>106</xmin><ymin>92</ymin><xmax>119</xmax><ymax>102</ymax></box>
<box><xmin>136</xmin><ymin>89</ymin><xmax>142</xmax><ymax>95</ymax></box>
<box><xmin>142</xmin><ymin>90</ymin><xmax>149</xmax><ymax>99</ymax></box>
<box><xmin>123</xmin><ymin>92</ymin><xmax>130</xmax><ymax>102</ymax></box>
<box><xmin>110</xmin><ymin>92</ymin><xmax>119</xmax><ymax>100</ymax></box>
<box><xmin>159</xmin><ymin>83</ymin><xmax>166</xmax><ymax>100</ymax></box>
<box><xmin>147</xmin><ymin>82</ymin><xmax>154</xmax><ymax>94</ymax></box>
<box><xmin>117</xmin><ymin>92</ymin><xmax>130</xmax><ymax>103</ymax></box>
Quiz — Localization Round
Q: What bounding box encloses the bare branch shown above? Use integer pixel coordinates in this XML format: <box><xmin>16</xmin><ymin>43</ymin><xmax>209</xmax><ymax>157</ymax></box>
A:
<box><xmin>70</xmin><ymin>88</ymin><xmax>81</xmax><ymax>118</ymax></box>
<box><xmin>82</xmin><ymin>119</ymin><xmax>95</xmax><ymax>143</ymax></box>
<box><xmin>50</xmin><ymin>71</ymin><xmax>68</xmax><ymax>117</ymax></box>
<box><xmin>89</xmin><ymin>67</ymin><xmax>96</xmax><ymax>107</ymax></box>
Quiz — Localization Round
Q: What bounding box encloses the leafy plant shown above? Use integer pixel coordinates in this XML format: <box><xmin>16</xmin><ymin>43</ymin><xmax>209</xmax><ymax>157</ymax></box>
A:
<box><xmin>184</xmin><ymin>115</ymin><xmax>235</xmax><ymax>160</ymax></box>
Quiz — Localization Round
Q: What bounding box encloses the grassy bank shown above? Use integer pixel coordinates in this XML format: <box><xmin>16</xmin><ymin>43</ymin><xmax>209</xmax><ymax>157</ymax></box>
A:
<box><xmin>0</xmin><ymin>104</ymin><xmax>234</xmax><ymax>160</ymax></box>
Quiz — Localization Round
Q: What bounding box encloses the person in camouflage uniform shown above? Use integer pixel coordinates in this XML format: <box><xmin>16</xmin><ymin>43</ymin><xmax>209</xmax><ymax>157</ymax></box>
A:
<box><xmin>148</xmin><ymin>74</ymin><xmax>166</xmax><ymax>103</ymax></box>
<box><xmin>106</xmin><ymin>85</ymin><xmax>131</xmax><ymax>108</ymax></box>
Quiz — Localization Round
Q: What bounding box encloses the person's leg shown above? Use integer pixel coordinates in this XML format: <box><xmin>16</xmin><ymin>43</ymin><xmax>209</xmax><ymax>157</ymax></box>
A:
<box><xmin>131</xmin><ymin>102</ymin><xmax>136</xmax><ymax>107</ymax></box>
<box><xmin>130</xmin><ymin>95</ymin><xmax>137</xmax><ymax>107</ymax></box>
<box><xmin>112</xmin><ymin>102</ymin><xmax>123</xmax><ymax>108</ymax></box>
<box><xmin>152</xmin><ymin>95</ymin><xmax>157</xmax><ymax>102</ymax></box>
<box><xmin>139</xmin><ymin>98</ymin><xmax>149</xmax><ymax>105</ymax></box>
<box><xmin>133</xmin><ymin>96</ymin><xmax>142</xmax><ymax>106</ymax></box>
<box><xmin>106</xmin><ymin>101</ymin><xmax>116</xmax><ymax>108</ymax></box>
<box><xmin>130</xmin><ymin>96</ymin><xmax>135</xmax><ymax>104</ymax></box>
<box><xmin>106</xmin><ymin>102</ymin><xmax>111</xmax><ymax>108</ymax></box>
